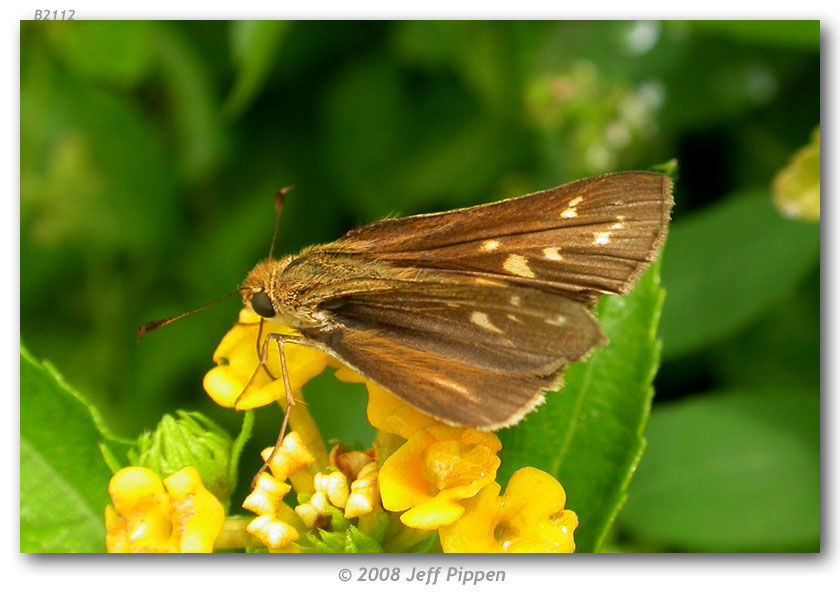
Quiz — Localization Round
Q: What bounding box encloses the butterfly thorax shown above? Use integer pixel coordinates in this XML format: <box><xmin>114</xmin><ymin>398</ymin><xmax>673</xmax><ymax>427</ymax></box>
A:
<box><xmin>241</xmin><ymin>249</ymin><xmax>397</xmax><ymax>331</ymax></box>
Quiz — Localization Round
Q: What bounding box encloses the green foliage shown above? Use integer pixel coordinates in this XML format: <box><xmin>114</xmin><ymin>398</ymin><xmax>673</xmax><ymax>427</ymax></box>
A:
<box><xmin>618</xmin><ymin>390</ymin><xmax>819</xmax><ymax>551</ymax></box>
<box><xmin>20</xmin><ymin>347</ymin><xmax>115</xmax><ymax>552</ymax></box>
<box><xmin>129</xmin><ymin>410</ymin><xmax>236</xmax><ymax>509</ymax></box>
<box><xmin>20</xmin><ymin>20</ymin><xmax>819</xmax><ymax>553</ymax></box>
<box><xmin>498</xmin><ymin>260</ymin><xmax>664</xmax><ymax>552</ymax></box>
<box><xmin>660</xmin><ymin>188</ymin><xmax>819</xmax><ymax>359</ymax></box>
<box><xmin>225</xmin><ymin>21</ymin><xmax>290</xmax><ymax>117</ymax></box>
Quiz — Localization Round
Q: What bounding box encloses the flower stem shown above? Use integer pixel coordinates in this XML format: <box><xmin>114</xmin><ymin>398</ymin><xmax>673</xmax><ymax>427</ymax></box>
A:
<box><xmin>214</xmin><ymin>516</ymin><xmax>260</xmax><ymax>550</ymax></box>
<box><xmin>283</xmin><ymin>391</ymin><xmax>328</xmax><ymax>471</ymax></box>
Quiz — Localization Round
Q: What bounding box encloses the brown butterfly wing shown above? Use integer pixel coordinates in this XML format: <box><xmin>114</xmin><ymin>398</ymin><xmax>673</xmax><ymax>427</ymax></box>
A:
<box><xmin>293</xmin><ymin>171</ymin><xmax>672</xmax><ymax>428</ymax></box>
<box><xmin>327</xmin><ymin>171</ymin><xmax>673</xmax><ymax>305</ymax></box>
<box><xmin>302</xmin><ymin>280</ymin><xmax>606</xmax><ymax>429</ymax></box>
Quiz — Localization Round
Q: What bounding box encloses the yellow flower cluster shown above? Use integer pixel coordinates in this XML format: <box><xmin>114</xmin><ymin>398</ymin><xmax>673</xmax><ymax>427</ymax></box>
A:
<box><xmin>107</xmin><ymin>309</ymin><xmax>578</xmax><ymax>553</ymax></box>
<box><xmin>240</xmin><ymin>431</ymin><xmax>316</xmax><ymax>551</ymax></box>
<box><xmin>344</xmin><ymin>367</ymin><xmax>577</xmax><ymax>551</ymax></box>
<box><xmin>105</xmin><ymin>466</ymin><xmax>224</xmax><ymax>553</ymax></box>
<box><xmin>201</xmin><ymin>310</ymin><xmax>578</xmax><ymax>553</ymax></box>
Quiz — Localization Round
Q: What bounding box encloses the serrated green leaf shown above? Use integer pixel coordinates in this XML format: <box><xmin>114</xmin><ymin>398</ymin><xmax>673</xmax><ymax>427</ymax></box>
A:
<box><xmin>315</xmin><ymin>529</ymin><xmax>347</xmax><ymax>553</ymax></box>
<box><xmin>660</xmin><ymin>188</ymin><xmax>819</xmax><ymax>359</ymax></box>
<box><xmin>345</xmin><ymin>525</ymin><xmax>384</xmax><ymax>553</ymax></box>
<box><xmin>303</xmin><ymin>531</ymin><xmax>335</xmax><ymax>553</ymax></box>
<box><xmin>20</xmin><ymin>347</ymin><xmax>114</xmax><ymax>552</ymax></box>
<box><xmin>497</xmin><ymin>259</ymin><xmax>664</xmax><ymax>552</ymax></box>
<box><xmin>618</xmin><ymin>390</ymin><xmax>819</xmax><ymax>551</ymax></box>
<box><xmin>404</xmin><ymin>531</ymin><xmax>441</xmax><ymax>553</ymax></box>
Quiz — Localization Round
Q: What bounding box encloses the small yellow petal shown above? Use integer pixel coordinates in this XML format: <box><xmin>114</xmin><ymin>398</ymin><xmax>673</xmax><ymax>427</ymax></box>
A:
<box><xmin>164</xmin><ymin>467</ymin><xmax>226</xmax><ymax>553</ymax></box>
<box><xmin>204</xmin><ymin>309</ymin><xmax>329</xmax><ymax>411</ymax></box>
<box><xmin>246</xmin><ymin>515</ymin><xmax>299</xmax><ymax>550</ymax></box>
<box><xmin>260</xmin><ymin>431</ymin><xmax>316</xmax><ymax>481</ymax></box>
<box><xmin>400</xmin><ymin>497</ymin><xmax>465</xmax><ymax>530</ymax></box>
<box><xmin>294</xmin><ymin>502</ymin><xmax>321</xmax><ymax>529</ymax></box>
<box><xmin>314</xmin><ymin>471</ymin><xmax>350</xmax><ymax>509</ymax></box>
<box><xmin>242</xmin><ymin>475</ymin><xmax>291</xmax><ymax>516</ymax></box>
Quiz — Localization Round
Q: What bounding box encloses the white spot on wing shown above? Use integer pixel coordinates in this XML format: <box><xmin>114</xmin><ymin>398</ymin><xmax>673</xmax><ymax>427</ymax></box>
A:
<box><xmin>569</xmin><ymin>196</ymin><xmax>583</xmax><ymax>207</ymax></box>
<box><xmin>474</xmin><ymin>277</ymin><xmax>507</xmax><ymax>287</ymax></box>
<box><xmin>543</xmin><ymin>247</ymin><xmax>563</xmax><ymax>261</ymax></box>
<box><xmin>594</xmin><ymin>232</ymin><xmax>611</xmax><ymax>245</ymax></box>
<box><xmin>434</xmin><ymin>376</ymin><xmax>471</xmax><ymax>397</ymax></box>
<box><xmin>510</xmin><ymin>295</ymin><xmax>521</xmax><ymax>307</ymax></box>
<box><xmin>560</xmin><ymin>207</ymin><xmax>577</xmax><ymax>219</ymax></box>
<box><xmin>471</xmin><ymin>311</ymin><xmax>503</xmax><ymax>333</ymax></box>
<box><xmin>545</xmin><ymin>315</ymin><xmax>567</xmax><ymax>326</ymax></box>
<box><xmin>481</xmin><ymin>240</ymin><xmax>500</xmax><ymax>252</ymax></box>
<box><xmin>503</xmin><ymin>254</ymin><xmax>535</xmax><ymax>278</ymax></box>
<box><xmin>507</xmin><ymin>314</ymin><xmax>523</xmax><ymax>323</ymax></box>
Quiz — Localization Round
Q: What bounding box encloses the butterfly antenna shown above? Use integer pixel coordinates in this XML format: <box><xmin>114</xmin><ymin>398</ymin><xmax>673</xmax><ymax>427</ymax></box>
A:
<box><xmin>268</xmin><ymin>186</ymin><xmax>293</xmax><ymax>259</ymax></box>
<box><xmin>137</xmin><ymin>288</ymin><xmax>245</xmax><ymax>339</ymax></box>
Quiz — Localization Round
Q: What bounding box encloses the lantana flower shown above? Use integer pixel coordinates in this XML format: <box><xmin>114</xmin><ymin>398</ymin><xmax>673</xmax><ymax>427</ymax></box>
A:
<box><xmin>378</xmin><ymin>424</ymin><xmax>502</xmax><ymax>530</ymax></box>
<box><xmin>203</xmin><ymin>309</ymin><xmax>328</xmax><ymax>411</ymax></box>
<box><xmin>105</xmin><ymin>466</ymin><xmax>225</xmax><ymax>553</ymax></box>
<box><xmin>136</xmin><ymin>308</ymin><xmax>580</xmax><ymax>553</ymax></box>
<box><xmin>438</xmin><ymin>466</ymin><xmax>578</xmax><ymax>553</ymax></box>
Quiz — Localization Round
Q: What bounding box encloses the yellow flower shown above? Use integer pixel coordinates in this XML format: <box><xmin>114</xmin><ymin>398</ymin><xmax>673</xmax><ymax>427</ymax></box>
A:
<box><xmin>105</xmin><ymin>466</ymin><xmax>225</xmax><ymax>553</ymax></box>
<box><xmin>438</xmin><ymin>467</ymin><xmax>578</xmax><ymax>553</ymax></box>
<box><xmin>242</xmin><ymin>472</ymin><xmax>292</xmax><ymax>516</ymax></box>
<box><xmin>242</xmin><ymin>472</ymin><xmax>301</xmax><ymax>551</ymax></box>
<box><xmin>344</xmin><ymin>462</ymin><xmax>380</xmax><ymax>520</ymax></box>
<box><xmin>246</xmin><ymin>515</ymin><xmax>300</xmax><ymax>550</ymax></box>
<box><xmin>328</xmin><ymin>445</ymin><xmax>381</xmax><ymax>520</ymax></box>
<box><xmin>203</xmin><ymin>309</ymin><xmax>328</xmax><ymax>410</ymax></box>
<box><xmin>259</xmin><ymin>431</ymin><xmax>316</xmax><ymax>482</ymax></box>
<box><xmin>378</xmin><ymin>424</ymin><xmax>501</xmax><ymax>530</ymax></box>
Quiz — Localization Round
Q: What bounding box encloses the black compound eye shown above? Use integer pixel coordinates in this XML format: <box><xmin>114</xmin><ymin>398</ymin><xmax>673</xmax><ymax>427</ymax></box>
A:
<box><xmin>251</xmin><ymin>291</ymin><xmax>275</xmax><ymax>318</ymax></box>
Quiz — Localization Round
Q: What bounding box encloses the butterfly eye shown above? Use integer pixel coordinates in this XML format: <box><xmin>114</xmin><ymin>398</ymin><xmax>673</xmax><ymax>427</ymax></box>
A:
<box><xmin>251</xmin><ymin>291</ymin><xmax>275</xmax><ymax>318</ymax></box>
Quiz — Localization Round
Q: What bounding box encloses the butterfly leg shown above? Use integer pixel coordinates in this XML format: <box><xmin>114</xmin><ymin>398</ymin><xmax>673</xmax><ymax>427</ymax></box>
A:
<box><xmin>250</xmin><ymin>331</ymin><xmax>306</xmax><ymax>488</ymax></box>
<box><xmin>233</xmin><ymin>325</ymin><xmax>276</xmax><ymax>411</ymax></box>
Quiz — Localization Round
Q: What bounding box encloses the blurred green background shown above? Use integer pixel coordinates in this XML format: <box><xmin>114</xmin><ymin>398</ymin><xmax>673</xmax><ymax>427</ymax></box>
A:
<box><xmin>20</xmin><ymin>20</ymin><xmax>820</xmax><ymax>552</ymax></box>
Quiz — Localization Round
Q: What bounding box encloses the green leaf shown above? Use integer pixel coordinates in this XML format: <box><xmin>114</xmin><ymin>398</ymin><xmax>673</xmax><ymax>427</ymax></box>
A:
<box><xmin>344</xmin><ymin>525</ymin><xmax>384</xmax><ymax>553</ymax></box>
<box><xmin>224</xmin><ymin>21</ymin><xmax>290</xmax><ymax>117</ymax></box>
<box><xmin>20</xmin><ymin>347</ymin><xmax>114</xmax><ymax>552</ymax></box>
<box><xmin>155</xmin><ymin>23</ymin><xmax>228</xmax><ymax>183</ymax></box>
<box><xmin>691</xmin><ymin>20</ymin><xmax>820</xmax><ymax>49</ymax></box>
<box><xmin>43</xmin><ymin>21</ymin><xmax>156</xmax><ymax>88</ymax></box>
<box><xmin>618</xmin><ymin>390</ymin><xmax>819</xmax><ymax>551</ymax></box>
<box><xmin>497</xmin><ymin>258</ymin><xmax>664</xmax><ymax>552</ymax></box>
<box><xmin>660</xmin><ymin>188</ymin><xmax>819</xmax><ymax>359</ymax></box>
<box><xmin>711</xmin><ymin>283</ymin><xmax>819</xmax><ymax>393</ymax></box>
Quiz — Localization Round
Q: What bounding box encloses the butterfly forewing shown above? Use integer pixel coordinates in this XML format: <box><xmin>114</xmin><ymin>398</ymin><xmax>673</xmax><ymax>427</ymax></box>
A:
<box><xmin>328</xmin><ymin>171</ymin><xmax>672</xmax><ymax>305</ymax></box>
